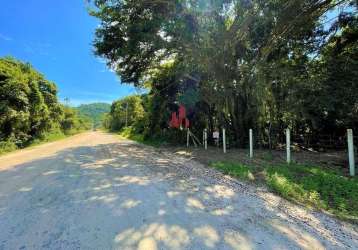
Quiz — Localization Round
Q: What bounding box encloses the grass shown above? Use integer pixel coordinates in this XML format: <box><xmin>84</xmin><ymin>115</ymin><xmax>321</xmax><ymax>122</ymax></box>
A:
<box><xmin>0</xmin><ymin>130</ymin><xmax>86</xmax><ymax>156</ymax></box>
<box><xmin>28</xmin><ymin>131</ymin><xmax>67</xmax><ymax>147</ymax></box>
<box><xmin>0</xmin><ymin>140</ymin><xmax>18</xmax><ymax>155</ymax></box>
<box><xmin>211</xmin><ymin>162</ymin><xmax>256</xmax><ymax>181</ymax></box>
<box><xmin>117</xmin><ymin>127</ymin><xmax>166</xmax><ymax>147</ymax></box>
<box><xmin>210</xmin><ymin>161</ymin><xmax>358</xmax><ymax>222</ymax></box>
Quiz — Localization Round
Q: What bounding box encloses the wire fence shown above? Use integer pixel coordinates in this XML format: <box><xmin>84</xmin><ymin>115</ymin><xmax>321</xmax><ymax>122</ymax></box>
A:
<box><xmin>206</xmin><ymin>129</ymin><xmax>357</xmax><ymax>151</ymax></box>
<box><xmin>192</xmin><ymin>128</ymin><xmax>357</xmax><ymax>176</ymax></box>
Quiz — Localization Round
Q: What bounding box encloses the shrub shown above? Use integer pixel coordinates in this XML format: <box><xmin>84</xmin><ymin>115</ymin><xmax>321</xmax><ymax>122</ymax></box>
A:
<box><xmin>0</xmin><ymin>140</ymin><xmax>17</xmax><ymax>155</ymax></box>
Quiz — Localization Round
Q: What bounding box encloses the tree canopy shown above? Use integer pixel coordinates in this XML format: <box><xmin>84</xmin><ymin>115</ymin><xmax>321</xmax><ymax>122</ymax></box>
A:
<box><xmin>103</xmin><ymin>95</ymin><xmax>146</xmax><ymax>131</ymax></box>
<box><xmin>0</xmin><ymin>57</ymin><xmax>90</xmax><ymax>149</ymax></box>
<box><xmin>92</xmin><ymin>0</ymin><xmax>358</xmax><ymax>147</ymax></box>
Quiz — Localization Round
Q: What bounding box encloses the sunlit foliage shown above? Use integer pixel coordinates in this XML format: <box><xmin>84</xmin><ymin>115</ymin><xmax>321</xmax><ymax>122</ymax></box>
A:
<box><xmin>92</xmin><ymin>0</ymin><xmax>357</xmax><ymax>146</ymax></box>
<box><xmin>0</xmin><ymin>57</ymin><xmax>90</xmax><ymax>153</ymax></box>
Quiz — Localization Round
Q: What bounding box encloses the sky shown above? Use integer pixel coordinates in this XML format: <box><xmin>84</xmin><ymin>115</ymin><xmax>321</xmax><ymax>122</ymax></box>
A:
<box><xmin>0</xmin><ymin>1</ymin><xmax>350</xmax><ymax>107</ymax></box>
<box><xmin>0</xmin><ymin>0</ymin><xmax>137</xmax><ymax>106</ymax></box>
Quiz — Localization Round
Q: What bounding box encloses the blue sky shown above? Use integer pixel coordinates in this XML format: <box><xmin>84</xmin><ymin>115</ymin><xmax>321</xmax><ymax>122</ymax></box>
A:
<box><xmin>0</xmin><ymin>1</ymin><xmax>350</xmax><ymax>107</ymax></box>
<box><xmin>0</xmin><ymin>0</ymin><xmax>137</xmax><ymax>106</ymax></box>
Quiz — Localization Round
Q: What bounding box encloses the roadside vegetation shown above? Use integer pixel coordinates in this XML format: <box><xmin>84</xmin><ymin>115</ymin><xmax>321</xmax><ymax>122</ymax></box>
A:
<box><xmin>210</xmin><ymin>161</ymin><xmax>358</xmax><ymax>222</ymax></box>
<box><xmin>103</xmin><ymin>94</ymin><xmax>185</xmax><ymax>146</ymax></box>
<box><xmin>91</xmin><ymin>0</ymin><xmax>357</xmax><ymax>148</ymax></box>
<box><xmin>117</xmin><ymin>126</ymin><xmax>166</xmax><ymax>147</ymax></box>
<box><xmin>0</xmin><ymin>57</ymin><xmax>91</xmax><ymax>155</ymax></box>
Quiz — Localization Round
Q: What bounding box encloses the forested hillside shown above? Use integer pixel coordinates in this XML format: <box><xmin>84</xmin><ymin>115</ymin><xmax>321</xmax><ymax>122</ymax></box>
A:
<box><xmin>76</xmin><ymin>103</ymin><xmax>111</xmax><ymax>128</ymax></box>
<box><xmin>0</xmin><ymin>57</ymin><xmax>90</xmax><ymax>154</ymax></box>
<box><xmin>92</xmin><ymin>0</ymin><xmax>358</xmax><ymax>148</ymax></box>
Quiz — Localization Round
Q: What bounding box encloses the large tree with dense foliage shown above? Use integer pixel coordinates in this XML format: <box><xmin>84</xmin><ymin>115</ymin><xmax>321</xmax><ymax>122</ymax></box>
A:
<box><xmin>0</xmin><ymin>57</ymin><xmax>90</xmax><ymax>149</ymax></box>
<box><xmin>92</xmin><ymin>0</ymin><xmax>357</xmax><ymax>147</ymax></box>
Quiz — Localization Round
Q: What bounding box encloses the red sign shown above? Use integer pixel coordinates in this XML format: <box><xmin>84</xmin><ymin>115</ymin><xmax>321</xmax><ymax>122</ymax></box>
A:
<box><xmin>169</xmin><ymin>105</ymin><xmax>190</xmax><ymax>129</ymax></box>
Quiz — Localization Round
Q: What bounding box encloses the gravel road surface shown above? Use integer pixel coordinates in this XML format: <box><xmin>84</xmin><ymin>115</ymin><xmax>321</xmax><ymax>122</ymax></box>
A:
<box><xmin>0</xmin><ymin>132</ymin><xmax>357</xmax><ymax>249</ymax></box>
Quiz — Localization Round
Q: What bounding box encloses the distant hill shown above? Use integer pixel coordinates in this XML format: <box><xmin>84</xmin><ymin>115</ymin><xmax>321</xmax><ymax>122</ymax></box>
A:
<box><xmin>76</xmin><ymin>103</ymin><xmax>111</xmax><ymax>128</ymax></box>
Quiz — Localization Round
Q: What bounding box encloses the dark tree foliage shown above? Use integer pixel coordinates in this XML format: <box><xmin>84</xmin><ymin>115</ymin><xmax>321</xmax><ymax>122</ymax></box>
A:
<box><xmin>92</xmin><ymin>0</ymin><xmax>357</xmax><ymax>148</ymax></box>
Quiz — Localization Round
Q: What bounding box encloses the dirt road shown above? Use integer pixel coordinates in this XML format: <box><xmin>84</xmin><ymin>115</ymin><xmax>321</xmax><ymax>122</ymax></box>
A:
<box><xmin>0</xmin><ymin>132</ymin><xmax>357</xmax><ymax>249</ymax></box>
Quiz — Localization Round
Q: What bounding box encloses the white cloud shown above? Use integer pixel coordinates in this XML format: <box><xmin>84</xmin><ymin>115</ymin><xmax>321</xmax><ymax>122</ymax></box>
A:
<box><xmin>96</xmin><ymin>57</ymin><xmax>107</xmax><ymax>64</ymax></box>
<box><xmin>0</xmin><ymin>33</ymin><xmax>13</xmax><ymax>41</ymax></box>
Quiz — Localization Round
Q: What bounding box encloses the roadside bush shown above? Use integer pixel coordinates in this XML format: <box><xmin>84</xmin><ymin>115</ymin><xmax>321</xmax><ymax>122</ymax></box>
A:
<box><xmin>119</xmin><ymin>126</ymin><xmax>166</xmax><ymax>147</ymax></box>
<box><xmin>0</xmin><ymin>57</ymin><xmax>90</xmax><ymax>153</ymax></box>
<box><xmin>0</xmin><ymin>140</ymin><xmax>17</xmax><ymax>155</ymax></box>
<box><xmin>29</xmin><ymin>128</ymin><xmax>66</xmax><ymax>146</ymax></box>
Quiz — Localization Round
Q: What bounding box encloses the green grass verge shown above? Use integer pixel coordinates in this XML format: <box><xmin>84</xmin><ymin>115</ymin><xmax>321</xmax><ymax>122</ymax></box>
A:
<box><xmin>28</xmin><ymin>131</ymin><xmax>67</xmax><ymax>147</ymax></box>
<box><xmin>0</xmin><ymin>140</ymin><xmax>18</xmax><ymax>155</ymax></box>
<box><xmin>210</xmin><ymin>161</ymin><xmax>358</xmax><ymax>222</ymax></box>
<box><xmin>117</xmin><ymin>127</ymin><xmax>166</xmax><ymax>147</ymax></box>
<box><xmin>0</xmin><ymin>130</ymin><xmax>86</xmax><ymax>156</ymax></box>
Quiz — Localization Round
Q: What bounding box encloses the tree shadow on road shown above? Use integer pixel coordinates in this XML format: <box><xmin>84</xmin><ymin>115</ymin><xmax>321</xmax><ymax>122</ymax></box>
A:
<box><xmin>0</xmin><ymin>140</ymin><xmax>356</xmax><ymax>249</ymax></box>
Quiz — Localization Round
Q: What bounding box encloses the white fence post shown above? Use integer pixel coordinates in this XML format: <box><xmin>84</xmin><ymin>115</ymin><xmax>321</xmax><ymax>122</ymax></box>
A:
<box><xmin>286</xmin><ymin>128</ymin><xmax>291</xmax><ymax>164</ymax></box>
<box><xmin>202</xmin><ymin>130</ymin><xmax>205</xmax><ymax>146</ymax></box>
<box><xmin>204</xmin><ymin>129</ymin><xmax>208</xmax><ymax>150</ymax></box>
<box><xmin>249</xmin><ymin>129</ymin><xmax>253</xmax><ymax>158</ymax></box>
<box><xmin>187</xmin><ymin>128</ymin><xmax>190</xmax><ymax>148</ymax></box>
<box><xmin>347</xmin><ymin>129</ymin><xmax>355</xmax><ymax>176</ymax></box>
<box><xmin>223</xmin><ymin>128</ymin><xmax>226</xmax><ymax>153</ymax></box>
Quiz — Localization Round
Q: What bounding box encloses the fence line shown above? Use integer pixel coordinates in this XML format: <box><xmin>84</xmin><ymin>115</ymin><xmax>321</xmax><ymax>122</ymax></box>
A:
<box><xmin>199</xmin><ymin>128</ymin><xmax>356</xmax><ymax>176</ymax></box>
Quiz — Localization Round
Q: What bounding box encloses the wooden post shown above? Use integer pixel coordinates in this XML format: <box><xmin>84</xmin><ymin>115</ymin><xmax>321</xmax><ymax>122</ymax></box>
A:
<box><xmin>249</xmin><ymin>129</ymin><xmax>253</xmax><ymax>158</ymax></box>
<box><xmin>204</xmin><ymin>129</ymin><xmax>208</xmax><ymax>150</ymax></box>
<box><xmin>186</xmin><ymin>128</ymin><xmax>190</xmax><ymax>148</ymax></box>
<box><xmin>223</xmin><ymin>128</ymin><xmax>226</xmax><ymax>153</ymax></box>
<box><xmin>347</xmin><ymin>129</ymin><xmax>355</xmax><ymax>176</ymax></box>
<box><xmin>286</xmin><ymin>128</ymin><xmax>291</xmax><ymax>164</ymax></box>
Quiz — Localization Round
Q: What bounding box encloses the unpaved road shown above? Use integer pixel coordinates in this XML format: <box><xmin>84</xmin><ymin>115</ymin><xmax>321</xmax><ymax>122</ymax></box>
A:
<box><xmin>0</xmin><ymin>132</ymin><xmax>357</xmax><ymax>250</ymax></box>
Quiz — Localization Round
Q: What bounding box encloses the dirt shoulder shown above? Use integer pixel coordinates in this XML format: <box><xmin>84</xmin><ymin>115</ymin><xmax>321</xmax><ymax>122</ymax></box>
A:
<box><xmin>159</xmin><ymin>145</ymin><xmax>357</xmax><ymax>222</ymax></box>
<box><xmin>0</xmin><ymin>132</ymin><xmax>93</xmax><ymax>171</ymax></box>
<box><xmin>164</xmin><ymin>145</ymin><xmax>349</xmax><ymax>174</ymax></box>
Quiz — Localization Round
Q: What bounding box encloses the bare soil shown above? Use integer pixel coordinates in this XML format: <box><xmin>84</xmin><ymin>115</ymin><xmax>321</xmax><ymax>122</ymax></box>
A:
<box><xmin>165</xmin><ymin>145</ymin><xmax>349</xmax><ymax>175</ymax></box>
